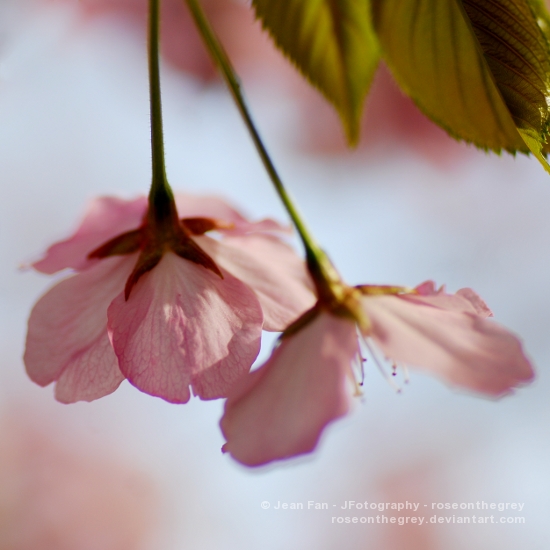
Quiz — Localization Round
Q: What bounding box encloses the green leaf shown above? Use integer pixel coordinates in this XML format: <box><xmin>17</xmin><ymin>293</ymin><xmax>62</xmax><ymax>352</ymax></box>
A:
<box><xmin>526</xmin><ymin>0</ymin><xmax>550</xmax><ymax>37</ymax></box>
<box><xmin>372</xmin><ymin>0</ymin><xmax>550</xmax><ymax>172</ymax></box>
<box><xmin>252</xmin><ymin>0</ymin><xmax>380</xmax><ymax>145</ymax></box>
<box><xmin>526</xmin><ymin>0</ymin><xmax>550</xmax><ymax>158</ymax></box>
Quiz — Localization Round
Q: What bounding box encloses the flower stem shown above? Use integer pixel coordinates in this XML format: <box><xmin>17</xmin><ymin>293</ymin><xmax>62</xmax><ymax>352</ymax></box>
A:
<box><xmin>148</xmin><ymin>0</ymin><xmax>176</xmax><ymax>223</ymax></box>
<box><xmin>184</xmin><ymin>0</ymin><xmax>324</xmax><ymax>266</ymax></box>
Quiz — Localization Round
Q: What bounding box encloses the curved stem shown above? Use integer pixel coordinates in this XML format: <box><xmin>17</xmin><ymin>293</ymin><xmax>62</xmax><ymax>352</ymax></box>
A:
<box><xmin>184</xmin><ymin>0</ymin><xmax>323</xmax><ymax>262</ymax></box>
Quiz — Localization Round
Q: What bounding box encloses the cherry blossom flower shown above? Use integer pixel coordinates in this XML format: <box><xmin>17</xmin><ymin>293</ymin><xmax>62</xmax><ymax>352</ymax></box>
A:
<box><xmin>221</xmin><ymin>281</ymin><xmax>534</xmax><ymax>466</ymax></box>
<box><xmin>24</xmin><ymin>194</ymin><xmax>314</xmax><ymax>404</ymax></box>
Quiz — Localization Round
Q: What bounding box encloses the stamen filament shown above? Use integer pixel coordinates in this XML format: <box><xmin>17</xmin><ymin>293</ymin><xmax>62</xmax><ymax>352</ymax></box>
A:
<box><xmin>402</xmin><ymin>364</ymin><xmax>410</xmax><ymax>384</ymax></box>
<box><xmin>362</xmin><ymin>338</ymin><xmax>401</xmax><ymax>393</ymax></box>
<box><xmin>349</xmin><ymin>352</ymin><xmax>364</xmax><ymax>396</ymax></box>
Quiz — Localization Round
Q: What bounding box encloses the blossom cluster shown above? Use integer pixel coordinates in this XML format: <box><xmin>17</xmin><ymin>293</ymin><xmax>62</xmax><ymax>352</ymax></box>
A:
<box><xmin>25</xmin><ymin>194</ymin><xmax>534</xmax><ymax>467</ymax></box>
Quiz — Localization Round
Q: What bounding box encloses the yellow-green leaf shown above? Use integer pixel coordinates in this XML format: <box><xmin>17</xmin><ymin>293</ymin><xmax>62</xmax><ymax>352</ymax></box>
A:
<box><xmin>252</xmin><ymin>0</ymin><xmax>380</xmax><ymax>145</ymax></box>
<box><xmin>526</xmin><ymin>0</ymin><xmax>550</xmax><ymax>157</ymax></box>
<box><xmin>372</xmin><ymin>0</ymin><xmax>550</xmax><ymax>172</ymax></box>
<box><xmin>525</xmin><ymin>0</ymin><xmax>550</xmax><ymax>38</ymax></box>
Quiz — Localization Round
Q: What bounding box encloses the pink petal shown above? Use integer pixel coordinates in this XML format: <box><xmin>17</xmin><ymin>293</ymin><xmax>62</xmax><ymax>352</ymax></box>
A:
<box><xmin>403</xmin><ymin>285</ymin><xmax>493</xmax><ymax>317</ymax></box>
<box><xmin>24</xmin><ymin>255</ymin><xmax>135</xmax><ymax>396</ymax></box>
<box><xmin>174</xmin><ymin>193</ymin><xmax>290</xmax><ymax>234</ymax></box>
<box><xmin>195</xmin><ymin>234</ymin><xmax>315</xmax><ymax>331</ymax></box>
<box><xmin>456</xmin><ymin>288</ymin><xmax>493</xmax><ymax>317</ymax></box>
<box><xmin>32</xmin><ymin>197</ymin><xmax>147</xmax><ymax>274</ymax></box>
<box><xmin>412</xmin><ymin>281</ymin><xmax>491</xmax><ymax>317</ymax></box>
<box><xmin>221</xmin><ymin>313</ymin><xmax>357</xmax><ymax>467</ymax></box>
<box><xmin>107</xmin><ymin>252</ymin><xmax>263</xmax><ymax>404</ymax></box>
<box><xmin>363</xmin><ymin>295</ymin><xmax>534</xmax><ymax>397</ymax></box>
<box><xmin>414</xmin><ymin>280</ymin><xmax>440</xmax><ymax>296</ymax></box>
<box><xmin>54</xmin><ymin>332</ymin><xmax>125</xmax><ymax>403</ymax></box>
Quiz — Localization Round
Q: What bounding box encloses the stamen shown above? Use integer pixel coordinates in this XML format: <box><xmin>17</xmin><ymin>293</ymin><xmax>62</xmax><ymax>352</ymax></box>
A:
<box><xmin>356</xmin><ymin>329</ymin><xmax>411</xmax><ymax>393</ymax></box>
<box><xmin>402</xmin><ymin>364</ymin><xmax>410</xmax><ymax>384</ymax></box>
<box><xmin>362</xmin><ymin>338</ymin><xmax>400</xmax><ymax>393</ymax></box>
<box><xmin>349</xmin><ymin>352</ymin><xmax>365</xmax><ymax>396</ymax></box>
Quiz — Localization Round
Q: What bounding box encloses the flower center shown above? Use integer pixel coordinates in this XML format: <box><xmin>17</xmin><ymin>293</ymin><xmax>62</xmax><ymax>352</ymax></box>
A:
<box><xmin>87</xmin><ymin>209</ymin><xmax>226</xmax><ymax>299</ymax></box>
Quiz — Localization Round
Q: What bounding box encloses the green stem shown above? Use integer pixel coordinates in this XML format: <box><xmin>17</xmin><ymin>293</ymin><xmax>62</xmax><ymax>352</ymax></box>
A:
<box><xmin>148</xmin><ymin>0</ymin><xmax>175</xmax><ymax>221</ymax></box>
<box><xmin>184</xmin><ymin>0</ymin><xmax>323</xmax><ymax>263</ymax></box>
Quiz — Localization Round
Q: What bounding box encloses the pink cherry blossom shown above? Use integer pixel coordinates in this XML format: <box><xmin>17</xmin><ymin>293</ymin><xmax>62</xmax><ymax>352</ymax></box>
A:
<box><xmin>221</xmin><ymin>282</ymin><xmax>534</xmax><ymax>466</ymax></box>
<box><xmin>24</xmin><ymin>194</ymin><xmax>314</xmax><ymax>403</ymax></box>
<box><xmin>221</xmin><ymin>313</ymin><xmax>357</xmax><ymax>466</ymax></box>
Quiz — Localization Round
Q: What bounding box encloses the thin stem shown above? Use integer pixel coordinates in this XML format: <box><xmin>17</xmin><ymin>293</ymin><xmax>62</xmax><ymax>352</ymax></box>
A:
<box><xmin>184</xmin><ymin>0</ymin><xmax>322</xmax><ymax>261</ymax></box>
<box><xmin>148</xmin><ymin>0</ymin><xmax>174</xmax><ymax>212</ymax></box>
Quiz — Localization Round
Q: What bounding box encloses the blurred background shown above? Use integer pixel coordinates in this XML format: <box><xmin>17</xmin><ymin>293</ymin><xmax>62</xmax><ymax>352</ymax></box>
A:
<box><xmin>1</xmin><ymin>0</ymin><xmax>549</xmax><ymax>548</ymax></box>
